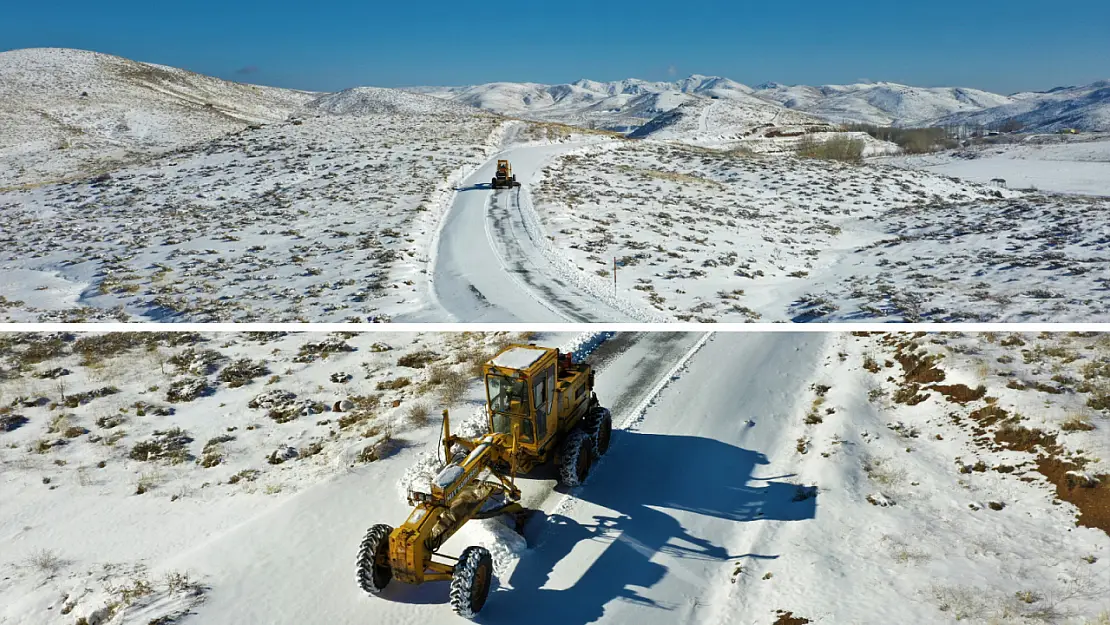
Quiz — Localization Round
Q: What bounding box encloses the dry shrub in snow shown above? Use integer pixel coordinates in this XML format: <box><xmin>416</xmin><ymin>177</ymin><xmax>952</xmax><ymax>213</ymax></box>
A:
<box><xmin>795</xmin><ymin>134</ymin><xmax>864</xmax><ymax>163</ymax></box>
<box><xmin>217</xmin><ymin>358</ymin><xmax>269</xmax><ymax>387</ymax></box>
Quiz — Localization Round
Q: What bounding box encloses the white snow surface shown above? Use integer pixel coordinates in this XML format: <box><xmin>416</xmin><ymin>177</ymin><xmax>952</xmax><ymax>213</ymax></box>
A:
<box><xmin>4</xmin><ymin>331</ymin><xmax>1108</xmax><ymax>625</ymax></box>
<box><xmin>0</xmin><ymin>48</ymin><xmax>316</xmax><ymax>188</ymax></box>
<box><xmin>877</xmin><ymin>135</ymin><xmax>1110</xmax><ymax>197</ymax></box>
<box><xmin>490</xmin><ymin>346</ymin><xmax>546</xmax><ymax>370</ymax></box>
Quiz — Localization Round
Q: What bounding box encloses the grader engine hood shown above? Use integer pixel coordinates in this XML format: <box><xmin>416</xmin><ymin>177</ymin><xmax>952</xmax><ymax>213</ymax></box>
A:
<box><xmin>432</xmin><ymin>440</ymin><xmax>491</xmax><ymax>503</ymax></box>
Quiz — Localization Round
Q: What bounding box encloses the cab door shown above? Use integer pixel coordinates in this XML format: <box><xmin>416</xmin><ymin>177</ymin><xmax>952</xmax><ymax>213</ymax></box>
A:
<box><xmin>532</xmin><ymin>365</ymin><xmax>556</xmax><ymax>444</ymax></box>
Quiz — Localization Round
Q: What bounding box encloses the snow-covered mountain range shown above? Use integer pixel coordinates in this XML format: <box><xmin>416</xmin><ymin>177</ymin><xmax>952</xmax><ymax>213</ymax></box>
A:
<box><xmin>412</xmin><ymin>75</ymin><xmax>1110</xmax><ymax>132</ymax></box>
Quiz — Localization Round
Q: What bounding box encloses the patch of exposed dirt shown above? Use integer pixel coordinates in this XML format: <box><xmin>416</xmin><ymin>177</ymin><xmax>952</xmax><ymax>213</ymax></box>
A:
<box><xmin>930</xmin><ymin>383</ymin><xmax>987</xmax><ymax>404</ymax></box>
<box><xmin>968</xmin><ymin>405</ymin><xmax>1009</xmax><ymax>427</ymax></box>
<box><xmin>774</xmin><ymin>611</ymin><xmax>811</xmax><ymax>625</ymax></box>
<box><xmin>1037</xmin><ymin>457</ymin><xmax>1110</xmax><ymax>535</ymax></box>
<box><xmin>887</xmin><ymin>335</ymin><xmax>946</xmax><ymax>384</ymax></box>
<box><xmin>994</xmin><ymin>423</ymin><xmax>1061</xmax><ymax>454</ymax></box>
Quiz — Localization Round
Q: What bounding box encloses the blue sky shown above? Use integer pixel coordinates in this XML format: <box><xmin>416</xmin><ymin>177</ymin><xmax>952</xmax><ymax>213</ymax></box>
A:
<box><xmin>4</xmin><ymin>0</ymin><xmax>1108</xmax><ymax>94</ymax></box>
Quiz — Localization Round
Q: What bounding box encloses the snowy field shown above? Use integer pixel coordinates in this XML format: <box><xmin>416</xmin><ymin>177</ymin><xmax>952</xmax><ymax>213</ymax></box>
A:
<box><xmin>530</xmin><ymin>141</ymin><xmax>1110</xmax><ymax>322</ymax></box>
<box><xmin>8</xmin><ymin>125</ymin><xmax>1108</xmax><ymax>324</ymax></box>
<box><xmin>0</xmin><ymin>112</ymin><xmax>507</xmax><ymax>322</ymax></box>
<box><xmin>2</xmin><ymin>48</ymin><xmax>1108</xmax><ymax>325</ymax></box>
<box><xmin>878</xmin><ymin>136</ymin><xmax>1110</xmax><ymax>197</ymax></box>
<box><xmin>1</xmin><ymin>331</ymin><xmax>1107</xmax><ymax>625</ymax></box>
<box><xmin>0</xmin><ymin>49</ymin><xmax>316</xmax><ymax>189</ymax></box>
<box><xmin>5</xmin><ymin>123</ymin><xmax>1110</xmax><ymax>324</ymax></box>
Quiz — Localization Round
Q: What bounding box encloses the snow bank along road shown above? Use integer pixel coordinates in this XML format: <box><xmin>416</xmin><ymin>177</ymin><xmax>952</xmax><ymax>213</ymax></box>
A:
<box><xmin>162</xmin><ymin>332</ymin><xmax>828</xmax><ymax>625</ymax></box>
<box><xmin>410</xmin><ymin>142</ymin><xmax>637</xmax><ymax>323</ymax></box>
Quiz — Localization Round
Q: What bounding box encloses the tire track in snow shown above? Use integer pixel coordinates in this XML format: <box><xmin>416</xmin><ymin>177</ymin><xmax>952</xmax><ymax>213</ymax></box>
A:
<box><xmin>482</xmin><ymin>187</ymin><xmax>588</xmax><ymax>322</ymax></box>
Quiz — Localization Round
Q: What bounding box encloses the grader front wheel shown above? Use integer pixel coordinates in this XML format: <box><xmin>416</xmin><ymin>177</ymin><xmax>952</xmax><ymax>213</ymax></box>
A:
<box><xmin>356</xmin><ymin>524</ymin><xmax>393</xmax><ymax>594</ymax></box>
<box><xmin>450</xmin><ymin>546</ymin><xmax>493</xmax><ymax>619</ymax></box>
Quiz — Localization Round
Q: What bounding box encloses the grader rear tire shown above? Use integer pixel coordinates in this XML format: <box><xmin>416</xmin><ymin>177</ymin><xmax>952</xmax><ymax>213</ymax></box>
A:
<box><xmin>558</xmin><ymin>429</ymin><xmax>593</xmax><ymax>487</ymax></box>
<box><xmin>587</xmin><ymin>407</ymin><xmax>612</xmax><ymax>457</ymax></box>
<box><xmin>450</xmin><ymin>546</ymin><xmax>493</xmax><ymax>619</ymax></box>
<box><xmin>356</xmin><ymin>523</ymin><xmax>393</xmax><ymax>594</ymax></box>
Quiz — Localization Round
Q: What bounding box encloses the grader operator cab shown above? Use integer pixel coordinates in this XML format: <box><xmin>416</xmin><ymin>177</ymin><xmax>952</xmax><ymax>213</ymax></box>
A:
<box><xmin>491</xmin><ymin>159</ymin><xmax>521</xmax><ymax>189</ymax></box>
<box><xmin>356</xmin><ymin>344</ymin><xmax>612</xmax><ymax>619</ymax></box>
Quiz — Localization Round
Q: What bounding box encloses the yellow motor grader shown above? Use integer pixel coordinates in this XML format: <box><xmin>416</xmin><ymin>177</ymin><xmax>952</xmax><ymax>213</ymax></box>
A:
<box><xmin>490</xmin><ymin>159</ymin><xmax>521</xmax><ymax>190</ymax></box>
<box><xmin>356</xmin><ymin>344</ymin><xmax>612</xmax><ymax>618</ymax></box>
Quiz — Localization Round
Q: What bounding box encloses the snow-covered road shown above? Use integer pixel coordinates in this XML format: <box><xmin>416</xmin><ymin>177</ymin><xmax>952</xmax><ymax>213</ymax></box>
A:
<box><xmin>479</xmin><ymin>332</ymin><xmax>829</xmax><ymax>625</ymax></box>
<box><xmin>170</xmin><ymin>332</ymin><xmax>723</xmax><ymax>624</ymax></box>
<box><xmin>407</xmin><ymin>143</ymin><xmax>637</xmax><ymax>323</ymax></box>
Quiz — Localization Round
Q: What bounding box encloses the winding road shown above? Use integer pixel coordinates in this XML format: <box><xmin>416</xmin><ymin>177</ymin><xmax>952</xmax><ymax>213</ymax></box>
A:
<box><xmin>401</xmin><ymin>142</ymin><xmax>636</xmax><ymax>323</ymax></box>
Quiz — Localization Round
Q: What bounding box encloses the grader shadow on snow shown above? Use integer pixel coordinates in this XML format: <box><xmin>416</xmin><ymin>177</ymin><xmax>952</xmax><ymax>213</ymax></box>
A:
<box><xmin>426</xmin><ymin>429</ymin><xmax>812</xmax><ymax>624</ymax></box>
<box><xmin>474</xmin><ymin>429</ymin><xmax>817</xmax><ymax>624</ymax></box>
<box><xmin>453</xmin><ymin>182</ymin><xmax>494</xmax><ymax>192</ymax></box>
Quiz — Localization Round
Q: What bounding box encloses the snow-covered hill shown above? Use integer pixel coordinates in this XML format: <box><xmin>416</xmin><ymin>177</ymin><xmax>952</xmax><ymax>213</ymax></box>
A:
<box><xmin>756</xmin><ymin>81</ymin><xmax>1016</xmax><ymax>126</ymax></box>
<box><xmin>625</xmin><ymin>98</ymin><xmax>836</xmax><ymax>152</ymax></box>
<box><xmin>414</xmin><ymin>75</ymin><xmax>795</xmax><ymax>133</ymax></box>
<box><xmin>929</xmin><ymin>81</ymin><xmax>1110</xmax><ymax>132</ymax></box>
<box><xmin>304</xmin><ymin>86</ymin><xmax>481</xmax><ymax>117</ymax></box>
<box><xmin>0</xmin><ymin>48</ymin><xmax>317</xmax><ymax>187</ymax></box>
<box><xmin>0</xmin><ymin>111</ymin><xmax>509</xmax><ymax>323</ymax></box>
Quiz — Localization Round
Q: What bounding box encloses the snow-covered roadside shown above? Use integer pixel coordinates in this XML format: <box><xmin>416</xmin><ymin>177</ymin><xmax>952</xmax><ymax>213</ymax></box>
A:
<box><xmin>876</xmin><ymin>137</ymin><xmax>1110</xmax><ymax>197</ymax></box>
<box><xmin>530</xmin><ymin>141</ymin><xmax>1110</xmax><ymax>322</ymax></box>
<box><xmin>704</xmin><ymin>332</ymin><xmax>1110</xmax><ymax>624</ymax></box>
<box><xmin>512</xmin><ymin>142</ymin><xmax>673</xmax><ymax>323</ymax></box>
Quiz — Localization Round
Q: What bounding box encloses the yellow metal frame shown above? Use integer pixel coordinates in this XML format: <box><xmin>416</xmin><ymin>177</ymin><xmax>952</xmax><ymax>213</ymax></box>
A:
<box><xmin>385</xmin><ymin>344</ymin><xmax>596</xmax><ymax>587</ymax></box>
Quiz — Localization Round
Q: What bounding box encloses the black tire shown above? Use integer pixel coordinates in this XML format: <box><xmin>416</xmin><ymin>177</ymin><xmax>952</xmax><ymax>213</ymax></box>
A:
<box><xmin>356</xmin><ymin>524</ymin><xmax>393</xmax><ymax>594</ymax></box>
<box><xmin>586</xmin><ymin>407</ymin><xmax>612</xmax><ymax>457</ymax></box>
<box><xmin>558</xmin><ymin>429</ymin><xmax>593</xmax><ymax>487</ymax></box>
<box><xmin>449</xmin><ymin>546</ymin><xmax>493</xmax><ymax>619</ymax></box>
<box><xmin>491</xmin><ymin>177</ymin><xmax>498</xmax><ymax>189</ymax></box>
